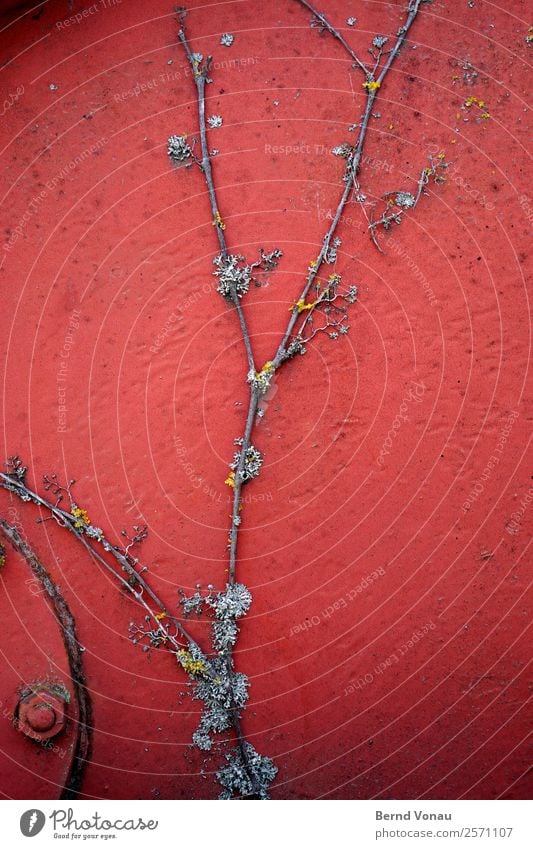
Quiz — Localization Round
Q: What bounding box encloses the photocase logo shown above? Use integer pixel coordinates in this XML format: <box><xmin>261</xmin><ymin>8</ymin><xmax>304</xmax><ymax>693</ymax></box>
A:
<box><xmin>20</xmin><ymin>809</ymin><xmax>46</xmax><ymax>837</ymax></box>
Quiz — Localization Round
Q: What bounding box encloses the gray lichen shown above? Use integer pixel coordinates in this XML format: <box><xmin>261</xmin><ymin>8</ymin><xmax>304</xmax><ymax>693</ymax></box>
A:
<box><xmin>217</xmin><ymin>742</ymin><xmax>278</xmax><ymax>799</ymax></box>
<box><xmin>213</xmin><ymin>253</ymin><xmax>252</xmax><ymax>299</ymax></box>
<box><xmin>325</xmin><ymin>235</ymin><xmax>341</xmax><ymax>264</ymax></box>
<box><xmin>230</xmin><ymin>445</ymin><xmax>263</xmax><ymax>482</ymax></box>
<box><xmin>247</xmin><ymin>362</ymin><xmax>275</xmax><ymax>395</ymax></box>
<box><xmin>167</xmin><ymin>134</ymin><xmax>192</xmax><ymax>163</ymax></box>
<box><xmin>395</xmin><ymin>191</ymin><xmax>416</xmax><ymax>209</ymax></box>
<box><xmin>344</xmin><ymin>285</ymin><xmax>358</xmax><ymax>303</ymax></box>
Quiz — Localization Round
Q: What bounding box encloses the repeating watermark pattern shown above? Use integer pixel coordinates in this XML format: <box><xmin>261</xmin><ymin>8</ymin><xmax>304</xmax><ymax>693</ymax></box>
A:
<box><xmin>0</xmin><ymin>84</ymin><xmax>24</xmax><ymax>118</ymax></box>
<box><xmin>386</xmin><ymin>235</ymin><xmax>439</xmax><ymax>307</ymax></box>
<box><xmin>55</xmin><ymin>0</ymin><xmax>122</xmax><ymax>31</ymax></box>
<box><xmin>318</xmin><ymin>206</ymin><xmax>359</xmax><ymax>229</ymax></box>
<box><xmin>266</xmin><ymin>145</ymin><xmax>392</xmax><ymax>174</ymax></box>
<box><xmin>57</xmin><ymin>309</ymin><xmax>82</xmax><ymax>433</ymax></box>
<box><xmin>114</xmin><ymin>56</ymin><xmax>259</xmax><ymax>103</ymax></box>
<box><xmin>506</xmin><ymin>481</ymin><xmax>533</xmax><ymax>535</ymax></box>
<box><xmin>0</xmin><ymin>700</ymin><xmax>67</xmax><ymax>758</ymax></box>
<box><xmin>427</xmin><ymin>142</ymin><xmax>495</xmax><ymax>211</ymax></box>
<box><xmin>4</xmin><ymin>498</ymin><xmax>43</xmax><ymax>597</ymax></box>
<box><xmin>462</xmin><ymin>410</ymin><xmax>519</xmax><ymax>514</ymax></box>
<box><xmin>518</xmin><ymin>193</ymin><xmax>533</xmax><ymax>225</ymax></box>
<box><xmin>56</xmin><ymin>0</ymin><xmax>122</xmax><ymax>31</ymax></box>
<box><xmin>289</xmin><ymin>567</ymin><xmax>385</xmax><ymax>636</ymax></box>
<box><xmin>173</xmin><ymin>434</ymin><xmax>272</xmax><ymax>505</ymax></box>
<box><xmin>3</xmin><ymin>139</ymin><xmax>107</xmax><ymax>254</ymax></box>
<box><xmin>149</xmin><ymin>284</ymin><xmax>213</xmax><ymax>354</ymax></box>
<box><xmin>377</xmin><ymin>381</ymin><xmax>426</xmax><ymax>465</ymax></box>
<box><xmin>344</xmin><ymin>620</ymin><xmax>436</xmax><ymax>695</ymax></box>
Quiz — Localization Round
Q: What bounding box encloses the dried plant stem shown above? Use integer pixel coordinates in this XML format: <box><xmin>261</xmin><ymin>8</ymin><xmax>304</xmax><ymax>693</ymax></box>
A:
<box><xmin>295</xmin><ymin>0</ymin><xmax>369</xmax><ymax>74</ymax></box>
<box><xmin>0</xmin><ymin>472</ymin><xmax>202</xmax><ymax>661</ymax></box>
<box><xmin>274</xmin><ymin>0</ymin><xmax>425</xmax><ymax>366</ymax></box>
<box><xmin>175</xmin><ymin>2</ymin><xmax>428</xmax><ymax>794</ymax></box>
<box><xmin>228</xmin><ymin>386</ymin><xmax>259</xmax><ymax>584</ymax></box>
<box><xmin>177</xmin><ymin>25</ymin><xmax>255</xmax><ymax>374</ymax></box>
<box><xmin>177</xmin><ymin>22</ymin><xmax>267</xmax><ymax>793</ymax></box>
<box><xmin>178</xmin><ymin>0</ymin><xmax>427</xmax><ymax>577</ymax></box>
<box><xmin>0</xmin><ymin>469</ymin><xmax>261</xmax><ymax>794</ymax></box>
<box><xmin>0</xmin><ymin>0</ymin><xmax>432</xmax><ymax>799</ymax></box>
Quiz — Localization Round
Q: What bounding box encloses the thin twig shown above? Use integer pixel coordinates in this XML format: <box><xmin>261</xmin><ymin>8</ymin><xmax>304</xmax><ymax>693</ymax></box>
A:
<box><xmin>377</xmin><ymin>1</ymin><xmax>425</xmax><ymax>87</ymax></box>
<box><xmin>0</xmin><ymin>469</ymin><xmax>260</xmax><ymax>792</ymax></box>
<box><xmin>273</xmin><ymin>0</ymin><xmax>425</xmax><ymax>365</ymax></box>
<box><xmin>368</xmin><ymin>157</ymin><xmax>447</xmax><ymax>250</ymax></box>
<box><xmin>295</xmin><ymin>0</ymin><xmax>369</xmax><ymax>75</ymax></box>
<box><xmin>0</xmin><ymin>472</ymin><xmax>204</xmax><ymax>662</ymax></box>
<box><xmin>228</xmin><ymin>387</ymin><xmax>259</xmax><ymax>583</ymax></box>
<box><xmin>177</xmin><ymin>21</ymin><xmax>255</xmax><ymax>374</ymax></box>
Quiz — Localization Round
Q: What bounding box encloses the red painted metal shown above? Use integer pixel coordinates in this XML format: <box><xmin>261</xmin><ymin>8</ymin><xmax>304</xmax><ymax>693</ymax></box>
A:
<box><xmin>0</xmin><ymin>0</ymin><xmax>531</xmax><ymax>800</ymax></box>
<box><xmin>16</xmin><ymin>686</ymin><xmax>67</xmax><ymax>741</ymax></box>
<box><xmin>0</xmin><ymin>543</ymin><xmax>77</xmax><ymax>798</ymax></box>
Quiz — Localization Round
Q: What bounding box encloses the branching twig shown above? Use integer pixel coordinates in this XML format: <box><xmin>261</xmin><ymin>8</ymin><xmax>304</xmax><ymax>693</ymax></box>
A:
<box><xmin>177</xmin><ymin>14</ymin><xmax>255</xmax><ymax>374</ymax></box>
<box><xmin>296</xmin><ymin>0</ymin><xmax>369</xmax><ymax>75</ymax></box>
<box><xmin>369</xmin><ymin>155</ymin><xmax>449</xmax><ymax>251</ymax></box>
<box><xmin>273</xmin><ymin>0</ymin><xmax>426</xmax><ymax>366</ymax></box>
<box><xmin>0</xmin><ymin>470</ymin><xmax>203</xmax><ymax>661</ymax></box>
<box><xmin>1</xmin><ymin>0</ymin><xmax>443</xmax><ymax>801</ymax></box>
<box><xmin>171</xmin><ymin>0</ymin><xmax>434</xmax><ymax>798</ymax></box>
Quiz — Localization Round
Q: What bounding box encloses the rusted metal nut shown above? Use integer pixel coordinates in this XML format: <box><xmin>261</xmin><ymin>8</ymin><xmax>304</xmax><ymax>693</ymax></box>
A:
<box><xmin>16</xmin><ymin>686</ymin><xmax>67</xmax><ymax>742</ymax></box>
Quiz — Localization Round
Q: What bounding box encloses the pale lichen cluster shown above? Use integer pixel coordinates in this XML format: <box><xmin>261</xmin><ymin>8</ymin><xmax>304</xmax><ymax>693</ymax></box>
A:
<box><xmin>230</xmin><ymin>445</ymin><xmax>263</xmax><ymax>483</ymax></box>
<box><xmin>213</xmin><ymin>253</ymin><xmax>252</xmax><ymax>299</ymax></box>
<box><xmin>167</xmin><ymin>134</ymin><xmax>192</xmax><ymax>163</ymax></box>
<box><xmin>217</xmin><ymin>742</ymin><xmax>278</xmax><ymax>800</ymax></box>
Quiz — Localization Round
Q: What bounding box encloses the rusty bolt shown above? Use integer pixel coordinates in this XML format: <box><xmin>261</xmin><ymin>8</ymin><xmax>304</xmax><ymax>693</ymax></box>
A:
<box><xmin>26</xmin><ymin>704</ymin><xmax>56</xmax><ymax>732</ymax></box>
<box><xmin>16</xmin><ymin>685</ymin><xmax>67</xmax><ymax>742</ymax></box>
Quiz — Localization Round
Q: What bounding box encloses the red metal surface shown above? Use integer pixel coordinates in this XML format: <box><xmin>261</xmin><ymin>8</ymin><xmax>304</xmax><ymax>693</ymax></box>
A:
<box><xmin>16</xmin><ymin>686</ymin><xmax>67</xmax><ymax>741</ymax></box>
<box><xmin>0</xmin><ymin>541</ymin><xmax>76</xmax><ymax>798</ymax></box>
<box><xmin>0</xmin><ymin>0</ymin><xmax>531</xmax><ymax>800</ymax></box>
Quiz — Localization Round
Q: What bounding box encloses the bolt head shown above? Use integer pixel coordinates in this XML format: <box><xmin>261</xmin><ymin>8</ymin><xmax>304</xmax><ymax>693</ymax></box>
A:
<box><xmin>26</xmin><ymin>704</ymin><xmax>56</xmax><ymax>732</ymax></box>
<box><xmin>16</xmin><ymin>685</ymin><xmax>67</xmax><ymax>742</ymax></box>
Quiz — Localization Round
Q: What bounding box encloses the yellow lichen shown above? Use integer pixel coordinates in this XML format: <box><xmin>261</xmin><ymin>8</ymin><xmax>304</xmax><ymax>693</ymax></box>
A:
<box><xmin>255</xmin><ymin>361</ymin><xmax>274</xmax><ymax>378</ymax></box>
<box><xmin>176</xmin><ymin>650</ymin><xmax>207</xmax><ymax>676</ymax></box>
<box><xmin>212</xmin><ymin>210</ymin><xmax>226</xmax><ymax>230</ymax></box>
<box><xmin>71</xmin><ymin>506</ymin><xmax>90</xmax><ymax>528</ymax></box>
<box><xmin>464</xmin><ymin>96</ymin><xmax>489</xmax><ymax>118</ymax></box>
<box><xmin>291</xmin><ymin>298</ymin><xmax>317</xmax><ymax>313</ymax></box>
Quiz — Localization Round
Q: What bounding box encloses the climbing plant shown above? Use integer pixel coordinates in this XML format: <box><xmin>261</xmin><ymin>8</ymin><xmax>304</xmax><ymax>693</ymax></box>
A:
<box><xmin>0</xmin><ymin>0</ymin><xmax>449</xmax><ymax>799</ymax></box>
